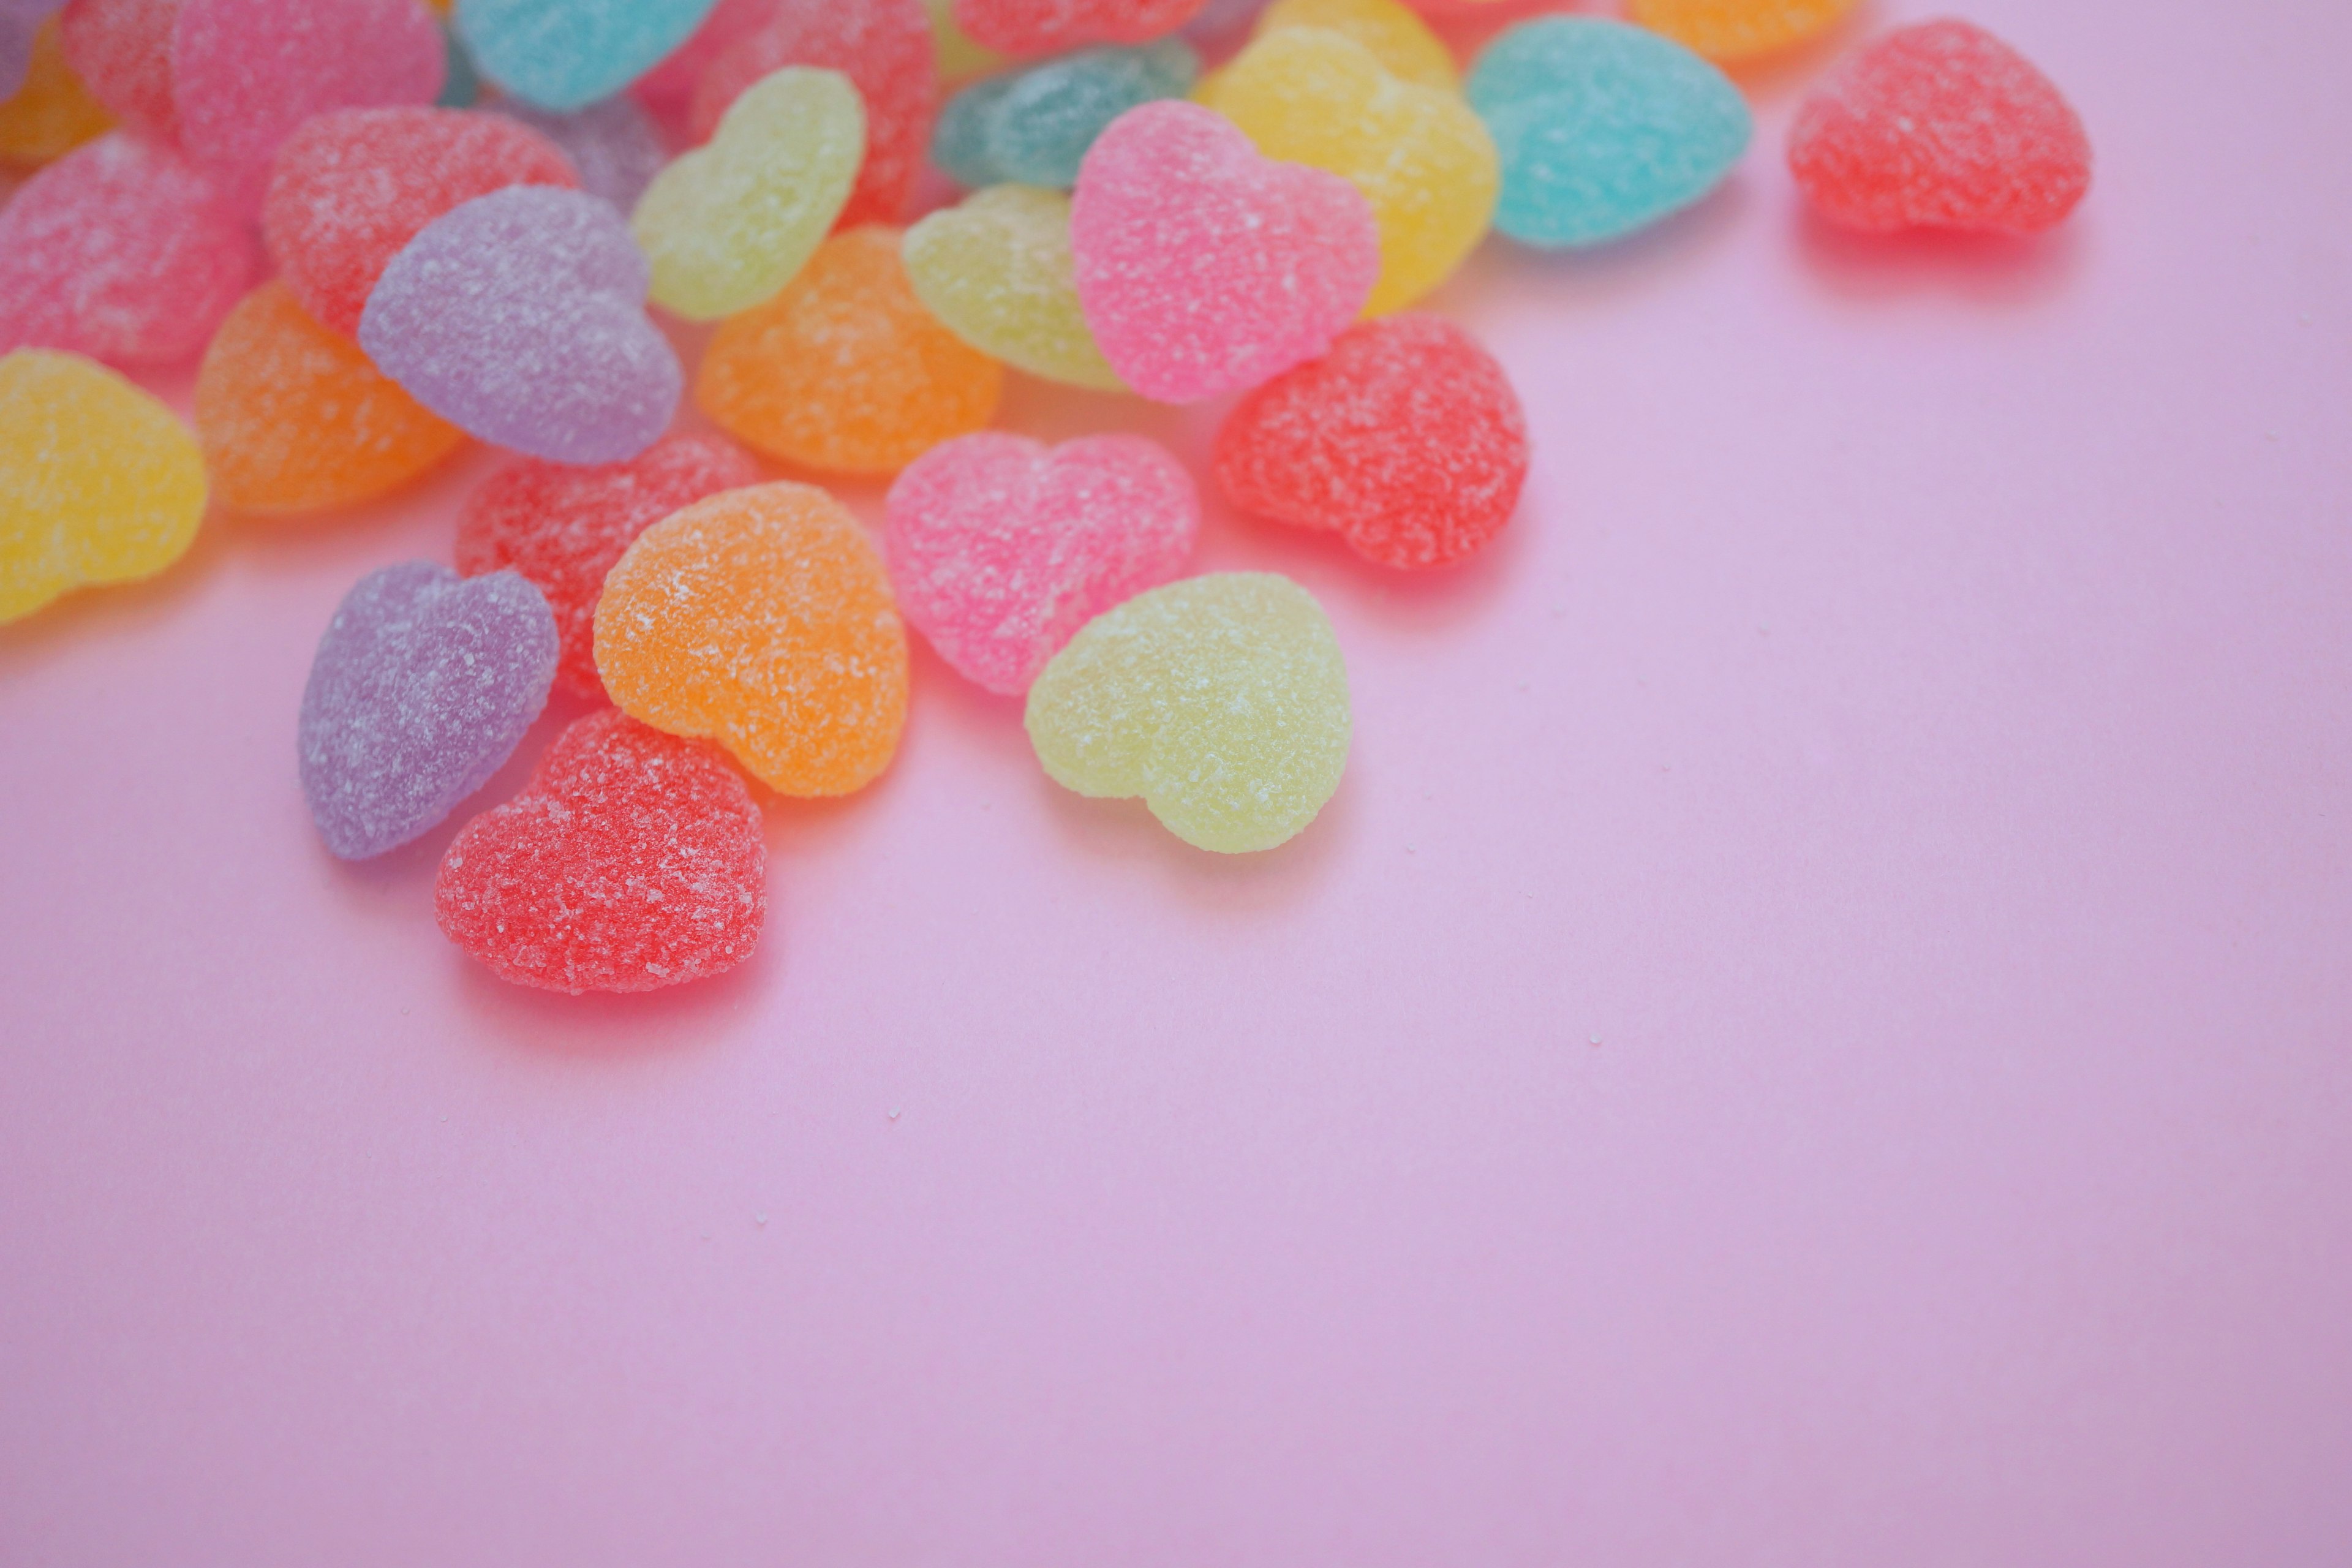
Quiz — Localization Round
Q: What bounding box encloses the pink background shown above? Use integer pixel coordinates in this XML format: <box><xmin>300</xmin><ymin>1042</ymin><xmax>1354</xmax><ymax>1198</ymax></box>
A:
<box><xmin>5</xmin><ymin>0</ymin><xmax>2350</xmax><ymax>1562</ymax></box>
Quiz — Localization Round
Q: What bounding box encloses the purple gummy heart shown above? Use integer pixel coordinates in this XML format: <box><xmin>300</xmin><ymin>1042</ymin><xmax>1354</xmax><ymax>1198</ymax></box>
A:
<box><xmin>299</xmin><ymin>562</ymin><xmax>560</xmax><ymax>861</ymax></box>
<box><xmin>0</xmin><ymin>0</ymin><xmax>63</xmax><ymax>101</ymax></box>
<box><xmin>358</xmin><ymin>185</ymin><xmax>680</xmax><ymax>464</ymax></box>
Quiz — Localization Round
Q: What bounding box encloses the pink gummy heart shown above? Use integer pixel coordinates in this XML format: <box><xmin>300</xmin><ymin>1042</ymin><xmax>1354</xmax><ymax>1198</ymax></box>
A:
<box><xmin>174</xmin><ymin>0</ymin><xmax>446</xmax><ymax>216</ymax></box>
<box><xmin>1787</xmin><ymin>19</ymin><xmax>2091</xmax><ymax>235</ymax></box>
<box><xmin>435</xmin><ymin>708</ymin><xmax>767</xmax><ymax>994</ymax></box>
<box><xmin>1071</xmin><ymin>100</ymin><xmax>1378</xmax><ymax>404</ymax></box>
<box><xmin>884</xmin><ymin>432</ymin><xmax>1199</xmax><ymax>695</ymax></box>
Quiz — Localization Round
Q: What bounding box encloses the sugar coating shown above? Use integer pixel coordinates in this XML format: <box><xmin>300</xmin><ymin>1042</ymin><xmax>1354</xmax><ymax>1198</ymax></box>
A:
<box><xmin>595</xmin><ymin>481</ymin><xmax>909</xmax><ymax>797</ymax></box>
<box><xmin>455</xmin><ymin>0</ymin><xmax>714</xmax><ymax>111</ymax></box>
<box><xmin>934</xmin><ymin>40</ymin><xmax>1196</xmax><ymax>190</ymax></box>
<box><xmin>172</xmin><ymin>0</ymin><xmax>446</xmax><ymax>215</ymax></box>
<box><xmin>1466</xmin><ymin>17</ymin><xmax>1751</xmax><ymax>249</ymax></box>
<box><xmin>1</xmin><ymin>1</ymin><xmax>65</xmax><ymax>102</ymax></box>
<box><xmin>454</xmin><ymin>432</ymin><xmax>760</xmax><ymax>698</ymax></box>
<box><xmin>434</xmin><ymin>708</ymin><xmax>767</xmax><ymax>994</ymax></box>
<box><xmin>688</xmin><ymin>0</ymin><xmax>933</xmax><ymax>229</ymax></box>
<box><xmin>0</xmin><ymin>132</ymin><xmax>254</xmax><ymax>365</ymax></box>
<box><xmin>885</xmin><ymin>432</ymin><xmax>1197</xmax><ymax>694</ymax></box>
<box><xmin>1025</xmin><ymin>571</ymin><xmax>1349</xmax><ymax>853</ymax></box>
<box><xmin>1215</xmin><ymin>313</ymin><xmax>1525</xmax><ymax>568</ymax></box>
<box><xmin>632</xmin><ymin>66</ymin><xmax>861</xmax><ymax>322</ymax></box>
<box><xmin>1629</xmin><ymin>0</ymin><xmax>1853</xmax><ymax>63</ymax></box>
<box><xmin>1069</xmin><ymin>100</ymin><xmax>1376</xmax><ymax>403</ymax></box>
<box><xmin>264</xmin><ymin>107</ymin><xmax>578</xmax><ymax>339</ymax></box>
<box><xmin>490</xmin><ymin>96</ymin><xmax>666</xmax><ymax>213</ymax></box>
<box><xmin>1204</xmin><ymin>28</ymin><xmax>1494</xmax><ymax>315</ymax></box>
<box><xmin>57</xmin><ymin>0</ymin><xmax>178</xmax><ymax>140</ymax></box>
<box><xmin>1241</xmin><ymin>0</ymin><xmax>1453</xmax><ymax>90</ymax></box>
<box><xmin>1788</xmin><ymin>20</ymin><xmax>2090</xmax><ymax>235</ymax></box>
<box><xmin>360</xmin><ymin>185</ymin><xmax>680</xmax><ymax>465</ymax></box>
<box><xmin>0</xmin><ymin>348</ymin><xmax>204</xmax><ymax>622</ymax></box>
<box><xmin>197</xmin><ymin>279</ymin><xmax>465</xmax><ymax>512</ymax></box>
<box><xmin>631</xmin><ymin>0</ymin><xmax>771</xmax><ymax>116</ymax></box>
<box><xmin>696</xmin><ymin>225</ymin><xmax>1001</xmax><ymax>475</ymax></box>
<box><xmin>0</xmin><ymin>15</ymin><xmax>111</xmax><ymax>163</ymax></box>
<box><xmin>955</xmin><ymin>0</ymin><xmax>1207</xmax><ymax>58</ymax></box>
<box><xmin>902</xmin><ymin>183</ymin><xmax>1122</xmax><ymax>390</ymax></box>
<box><xmin>298</xmin><ymin>561</ymin><xmax>558</xmax><ymax>859</ymax></box>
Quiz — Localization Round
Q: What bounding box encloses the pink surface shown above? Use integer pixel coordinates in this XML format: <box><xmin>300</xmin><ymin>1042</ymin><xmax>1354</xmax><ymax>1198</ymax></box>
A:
<box><xmin>4</xmin><ymin>1</ymin><xmax>2350</xmax><ymax>1561</ymax></box>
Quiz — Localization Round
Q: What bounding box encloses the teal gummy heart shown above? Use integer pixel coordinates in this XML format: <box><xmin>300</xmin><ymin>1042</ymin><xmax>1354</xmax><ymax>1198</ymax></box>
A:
<box><xmin>456</xmin><ymin>0</ymin><xmax>718</xmax><ymax>112</ymax></box>
<box><xmin>1466</xmin><ymin>17</ymin><xmax>1751</xmax><ymax>249</ymax></box>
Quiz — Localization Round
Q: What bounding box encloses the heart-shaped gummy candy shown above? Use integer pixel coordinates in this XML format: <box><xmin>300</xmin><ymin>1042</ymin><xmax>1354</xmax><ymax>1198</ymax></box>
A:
<box><xmin>903</xmin><ymin>185</ymin><xmax>1122</xmax><ymax>390</ymax></box>
<box><xmin>1215</xmin><ymin>314</ymin><xmax>1527</xmax><ymax>570</ymax></box>
<box><xmin>435</xmin><ymin>707</ymin><xmax>766</xmax><ymax>994</ymax></box>
<box><xmin>886</xmin><ymin>431</ymin><xmax>1198</xmax><ymax>695</ymax></box>
<box><xmin>1070</xmin><ymin>100</ymin><xmax>1377</xmax><ymax>403</ymax></box>
<box><xmin>456</xmin><ymin>0</ymin><xmax>716</xmax><ymax>113</ymax></box>
<box><xmin>1787</xmin><ymin>19</ymin><xmax>2090</xmax><ymax>235</ymax></box>
<box><xmin>1025</xmin><ymin>572</ymin><xmax>1351</xmax><ymax>853</ymax></box>
<box><xmin>360</xmin><ymin>184</ymin><xmax>681</xmax><ymax>464</ymax></box>
<box><xmin>298</xmin><ymin>561</ymin><xmax>558</xmax><ymax>860</ymax></box>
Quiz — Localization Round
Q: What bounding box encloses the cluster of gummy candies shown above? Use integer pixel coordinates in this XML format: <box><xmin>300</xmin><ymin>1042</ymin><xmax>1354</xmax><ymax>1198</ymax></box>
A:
<box><xmin>0</xmin><ymin>0</ymin><xmax>2092</xmax><ymax>993</ymax></box>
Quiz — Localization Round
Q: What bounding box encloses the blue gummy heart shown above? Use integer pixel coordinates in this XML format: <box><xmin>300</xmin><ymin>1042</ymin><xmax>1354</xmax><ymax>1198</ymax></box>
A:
<box><xmin>1466</xmin><ymin>17</ymin><xmax>1751</xmax><ymax>249</ymax></box>
<box><xmin>932</xmin><ymin>40</ymin><xmax>1197</xmax><ymax>191</ymax></box>
<box><xmin>456</xmin><ymin>0</ymin><xmax>718</xmax><ymax>112</ymax></box>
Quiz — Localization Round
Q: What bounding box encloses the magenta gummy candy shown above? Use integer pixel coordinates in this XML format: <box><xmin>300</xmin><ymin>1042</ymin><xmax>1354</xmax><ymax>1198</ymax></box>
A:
<box><xmin>298</xmin><ymin>561</ymin><xmax>559</xmax><ymax>861</ymax></box>
<box><xmin>358</xmin><ymin>184</ymin><xmax>681</xmax><ymax>464</ymax></box>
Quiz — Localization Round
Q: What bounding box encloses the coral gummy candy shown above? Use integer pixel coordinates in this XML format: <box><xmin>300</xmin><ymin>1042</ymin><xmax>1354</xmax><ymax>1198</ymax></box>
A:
<box><xmin>435</xmin><ymin>707</ymin><xmax>768</xmax><ymax>994</ymax></box>
<box><xmin>58</xmin><ymin>0</ymin><xmax>178</xmax><ymax>139</ymax></box>
<box><xmin>1787</xmin><ymin>19</ymin><xmax>2090</xmax><ymax>235</ymax></box>
<box><xmin>454</xmin><ymin>432</ymin><xmax>761</xmax><ymax>700</ymax></box>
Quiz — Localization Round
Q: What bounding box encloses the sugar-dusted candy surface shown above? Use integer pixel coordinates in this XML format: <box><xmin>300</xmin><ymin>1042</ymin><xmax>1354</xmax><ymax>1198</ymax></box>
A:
<box><xmin>0</xmin><ymin>347</ymin><xmax>204</xmax><ymax>622</ymax></box>
<box><xmin>934</xmin><ymin>39</ymin><xmax>1195</xmax><ymax>190</ymax></box>
<box><xmin>632</xmin><ymin>66</ymin><xmax>861</xmax><ymax>321</ymax></box>
<box><xmin>1</xmin><ymin>0</ymin><xmax>64</xmax><ymax>100</ymax></box>
<box><xmin>1069</xmin><ymin>99</ymin><xmax>1376</xmax><ymax>402</ymax></box>
<box><xmin>954</xmin><ymin>0</ymin><xmax>1205</xmax><ymax>58</ymax></box>
<box><xmin>631</xmin><ymin>0</ymin><xmax>771</xmax><ymax>117</ymax></box>
<box><xmin>298</xmin><ymin>560</ymin><xmax>557</xmax><ymax>859</ymax></box>
<box><xmin>1203</xmin><ymin>27</ymin><xmax>1493</xmax><ymax>315</ymax></box>
<box><xmin>454</xmin><ymin>0</ymin><xmax>714</xmax><ymax>111</ymax></box>
<box><xmin>454</xmin><ymin>432</ymin><xmax>761</xmax><ymax>698</ymax></box>
<box><xmin>1215</xmin><ymin>312</ymin><xmax>1523</xmax><ymax>568</ymax></box>
<box><xmin>902</xmin><ymin>183</ymin><xmax>1121</xmax><ymax>390</ymax></box>
<box><xmin>0</xmin><ymin>15</ymin><xmax>110</xmax><ymax>162</ymax></box>
<box><xmin>264</xmin><ymin>107</ymin><xmax>578</xmax><ymax>338</ymax></box>
<box><xmin>56</xmin><ymin>0</ymin><xmax>177</xmax><ymax>139</ymax></box>
<box><xmin>687</xmin><ymin>0</ymin><xmax>933</xmax><ymax>230</ymax></box>
<box><xmin>196</xmin><ymin>279</ymin><xmax>465</xmax><ymax>512</ymax></box>
<box><xmin>697</xmin><ymin>224</ymin><xmax>1001</xmax><ymax>475</ymax></box>
<box><xmin>490</xmin><ymin>96</ymin><xmax>665</xmax><ymax>213</ymax></box>
<box><xmin>1629</xmin><ymin>0</ymin><xmax>1853</xmax><ymax>63</ymax></box>
<box><xmin>886</xmin><ymin>431</ymin><xmax>1196</xmax><ymax>694</ymax></box>
<box><xmin>1466</xmin><ymin>17</ymin><xmax>1750</xmax><ymax>249</ymax></box>
<box><xmin>434</xmin><ymin>708</ymin><xmax>767</xmax><ymax>993</ymax></box>
<box><xmin>1025</xmin><ymin>571</ymin><xmax>1349</xmax><ymax>853</ymax></box>
<box><xmin>1789</xmin><ymin>19</ymin><xmax>2091</xmax><ymax>235</ymax></box>
<box><xmin>0</xmin><ymin>131</ymin><xmax>253</xmax><ymax>364</ymax></box>
<box><xmin>595</xmin><ymin>481</ymin><xmax>909</xmax><ymax>796</ymax></box>
<box><xmin>360</xmin><ymin>185</ymin><xmax>680</xmax><ymax>464</ymax></box>
<box><xmin>172</xmin><ymin>0</ymin><xmax>445</xmax><ymax>214</ymax></box>
<box><xmin>1240</xmin><ymin>0</ymin><xmax>1452</xmax><ymax>90</ymax></box>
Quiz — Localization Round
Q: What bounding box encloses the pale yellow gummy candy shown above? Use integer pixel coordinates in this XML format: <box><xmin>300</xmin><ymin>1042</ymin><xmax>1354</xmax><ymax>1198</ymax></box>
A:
<box><xmin>631</xmin><ymin>66</ymin><xmax>864</xmax><ymax>322</ymax></box>
<box><xmin>1203</xmin><ymin>28</ymin><xmax>1496</xmax><ymax>315</ymax></box>
<box><xmin>1025</xmin><ymin>573</ymin><xmax>1351</xmax><ymax>854</ymax></box>
<box><xmin>1</xmin><ymin>349</ymin><xmax>206</xmax><ymax>624</ymax></box>
<box><xmin>903</xmin><ymin>185</ymin><xmax>1125</xmax><ymax>393</ymax></box>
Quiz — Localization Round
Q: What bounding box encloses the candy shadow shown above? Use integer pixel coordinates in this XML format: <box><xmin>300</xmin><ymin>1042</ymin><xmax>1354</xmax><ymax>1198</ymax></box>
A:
<box><xmin>1792</xmin><ymin>204</ymin><xmax>2091</xmax><ymax>308</ymax></box>
<box><xmin>445</xmin><ymin>925</ymin><xmax>777</xmax><ymax>1054</ymax></box>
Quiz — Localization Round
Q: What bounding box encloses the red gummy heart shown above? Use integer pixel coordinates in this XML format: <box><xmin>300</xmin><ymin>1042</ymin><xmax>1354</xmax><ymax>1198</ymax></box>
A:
<box><xmin>1787</xmin><ymin>19</ymin><xmax>2091</xmax><ymax>235</ymax></box>
<box><xmin>454</xmin><ymin>432</ymin><xmax>761</xmax><ymax>701</ymax></box>
<box><xmin>435</xmin><ymin>709</ymin><xmax>767</xmax><ymax>994</ymax></box>
<box><xmin>1213</xmin><ymin>314</ymin><xmax>1528</xmax><ymax>570</ymax></box>
<box><xmin>265</xmin><ymin>107</ymin><xmax>579</xmax><ymax>338</ymax></box>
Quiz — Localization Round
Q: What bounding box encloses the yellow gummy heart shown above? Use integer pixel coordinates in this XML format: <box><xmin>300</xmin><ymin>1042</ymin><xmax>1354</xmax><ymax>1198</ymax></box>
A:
<box><xmin>630</xmin><ymin>66</ymin><xmax>864</xmax><ymax>322</ymax></box>
<box><xmin>903</xmin><ymin>184</ymin><xmax>1125</xmax><ymax>392</ymax></box>
<box><xmin>1248</xmin><ymin>0</ymin><xmax>1457</xmax><ymax>90</ymax></box>
<box><xmin>1203</xmin><ymin>28</ymin><xmax>1496</xmax><ymax>315</ymax></box>
<box><xmin>1025</xmin><ymin>573</ymin><xmax>1351</xmax><ymax>854</ymax></box>
<box><xmin>1</xmin><ymin>349</ymin><xmax>206</xmax><ymax>624</ymax></box>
